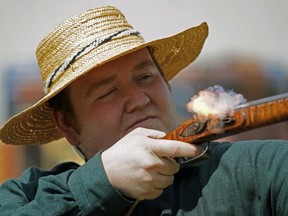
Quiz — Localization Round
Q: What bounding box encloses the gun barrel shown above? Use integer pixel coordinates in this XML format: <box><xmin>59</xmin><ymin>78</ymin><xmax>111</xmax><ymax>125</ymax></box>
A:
<box><xmin>236</xmin><ymin>92</ymin><xmax>288</xmax><ymax>109</ymax></box>
<box><xmin>236</xmin><ymin>92</ymin><xmax>288</xmax><ymax>129</ymax></box>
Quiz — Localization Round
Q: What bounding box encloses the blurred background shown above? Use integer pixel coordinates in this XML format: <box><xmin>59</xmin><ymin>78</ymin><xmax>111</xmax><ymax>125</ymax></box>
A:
<box><xmin>1</xmin><ymin>0</ymin><xmax>288</xmax><ymax>183</ymax></box>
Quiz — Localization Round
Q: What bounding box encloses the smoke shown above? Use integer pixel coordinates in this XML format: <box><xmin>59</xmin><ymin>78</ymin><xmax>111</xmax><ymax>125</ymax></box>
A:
<box><xmin>186</xmin><ymin>85</ymin><xmax>247</xmax><ymax>131</ymax></box>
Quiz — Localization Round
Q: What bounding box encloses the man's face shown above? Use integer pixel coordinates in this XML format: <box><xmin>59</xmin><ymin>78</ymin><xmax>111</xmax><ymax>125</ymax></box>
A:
<box><xmin>67</xmin><ymin>48</ymin><xmax>177</xmax><ymax>159</ymax></box>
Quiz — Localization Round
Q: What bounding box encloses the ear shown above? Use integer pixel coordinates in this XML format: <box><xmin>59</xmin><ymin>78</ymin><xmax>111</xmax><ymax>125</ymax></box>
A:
<box><xmin>52</xmin><ymin>111</ymin><xmax>80</xmax><ymax>146</ymax></box>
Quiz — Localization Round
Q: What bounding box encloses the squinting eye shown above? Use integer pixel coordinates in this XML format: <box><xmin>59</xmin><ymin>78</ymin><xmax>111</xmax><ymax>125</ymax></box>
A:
<box><xmin>137</xmin><ymin>73</ymin><xmax>153</xmax><ymax>81</ymax></box>
<box><xmin>98</xmin><ymin>89</ymin><xmax>116</xmax><ymax>100</ymax></box>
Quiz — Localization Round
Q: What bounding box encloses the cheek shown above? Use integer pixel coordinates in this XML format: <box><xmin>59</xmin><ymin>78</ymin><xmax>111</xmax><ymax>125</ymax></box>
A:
<box><xmin>78</xmin><ymin>103</ymin><xmax>124</xmax><ymax>146</ymax></box>
<box><xmin>149</xmin><ymin>82</ymin><xmax>177</xmax><ymax>128</ymax></box>
<box><xmin>153</xmin><ymin>83</ymin><xmax>175</xmax><ymax>110</ymax></box>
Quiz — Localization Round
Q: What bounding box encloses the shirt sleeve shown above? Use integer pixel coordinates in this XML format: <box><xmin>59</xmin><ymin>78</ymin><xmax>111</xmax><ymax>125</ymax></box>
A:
<box><xmin>0</xmin><ymin>152</ymin><xmax>133</xmax><ymax>216</ymax></box>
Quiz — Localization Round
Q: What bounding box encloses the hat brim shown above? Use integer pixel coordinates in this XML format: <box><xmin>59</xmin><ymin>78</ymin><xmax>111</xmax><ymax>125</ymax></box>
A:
<box><xmin>0</xmin><ymin>22</ymin><xmax>208</xmax><ymax>145</ymax></box>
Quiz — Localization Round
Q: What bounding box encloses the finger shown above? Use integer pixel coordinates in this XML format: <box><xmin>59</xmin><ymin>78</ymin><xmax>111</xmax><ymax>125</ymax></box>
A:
<box><xmin>157</xmin><ymin>157</ymin><xmax>180</xmax><ymax>175</ymax></box>
<box><xmin>153</xmin><ymin>174</ymin><xmax>174</xmax><ymax>189</ymax></box>
<box><xmin>150</xmin><ymin>139</ymin><xmax>204</xmax><ymax>158</ymax></box>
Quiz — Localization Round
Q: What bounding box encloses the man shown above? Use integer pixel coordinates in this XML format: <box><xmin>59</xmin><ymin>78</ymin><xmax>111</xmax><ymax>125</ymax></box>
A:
<box><xmin>0</xmin><ymin>6</ymin><xmax>288</xmax><ymax>216</ymax></box>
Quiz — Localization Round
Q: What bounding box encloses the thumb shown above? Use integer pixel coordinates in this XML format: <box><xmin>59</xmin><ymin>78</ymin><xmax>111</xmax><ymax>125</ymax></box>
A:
<box><xmin>132</xmin><ymin>127</ymin><xmax>166</xmax><ymax>139</ymax></box>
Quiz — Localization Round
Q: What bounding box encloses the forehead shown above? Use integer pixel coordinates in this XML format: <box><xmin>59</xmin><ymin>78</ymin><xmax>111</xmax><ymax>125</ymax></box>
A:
<box><xmin>85</xmin><ymin>47</ymin><xmax>153</xmax><ymax>77</ymax></box>
<box><xmin>97</xmin><ymin>47</ymin><xmax>152</xmax><ymax>69</ymax></box>
<box><xmin>67</xmin><ymin>47</ymin><xmax>155</xmax><ymax>88</ymax></box>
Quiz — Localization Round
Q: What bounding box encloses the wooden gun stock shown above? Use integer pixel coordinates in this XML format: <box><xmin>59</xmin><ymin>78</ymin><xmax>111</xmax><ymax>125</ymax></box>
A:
<box><xmin>164</xmin><ymin>92</ymin><xmax>288</xmax><ymax>166</ymax></box>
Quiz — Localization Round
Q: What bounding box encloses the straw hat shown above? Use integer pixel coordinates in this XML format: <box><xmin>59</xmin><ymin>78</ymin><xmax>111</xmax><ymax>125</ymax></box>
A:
<box><xmin>0</xmin><ymin>6</ymin><xmax>208</xmax><ymax>145</ymax></box>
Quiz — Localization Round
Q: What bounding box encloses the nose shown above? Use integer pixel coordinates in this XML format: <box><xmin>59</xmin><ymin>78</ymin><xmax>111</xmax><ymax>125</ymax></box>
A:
<box><xmin>125</xmin><ymin>85</ymin><xmax>151</xmax><ymax>113</ymax></box>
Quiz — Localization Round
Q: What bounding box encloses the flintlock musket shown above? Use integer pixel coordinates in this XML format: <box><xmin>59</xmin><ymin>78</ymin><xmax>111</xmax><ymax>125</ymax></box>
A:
<box><xmin>164</xmin><ymin>92</ymin><xmax>288</xmax><ymax>166</ymax></box>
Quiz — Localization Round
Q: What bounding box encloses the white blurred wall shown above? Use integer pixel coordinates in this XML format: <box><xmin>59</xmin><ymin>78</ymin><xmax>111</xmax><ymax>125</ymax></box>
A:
<box><xmin>0</xmin><ymin>0</ymin><xmax>288</xmax><ymax>123</ymax></box>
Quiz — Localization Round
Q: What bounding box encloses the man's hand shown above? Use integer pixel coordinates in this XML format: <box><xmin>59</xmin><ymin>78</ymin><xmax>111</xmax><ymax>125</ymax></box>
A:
<box><xmin>101</xmin><ymin>127</ymin><xmax>203</xmax><ymax>200</ymax></box>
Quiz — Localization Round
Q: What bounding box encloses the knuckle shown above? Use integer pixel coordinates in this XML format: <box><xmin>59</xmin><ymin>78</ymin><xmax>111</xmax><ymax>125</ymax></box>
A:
<box><xmin>134</xmin><ymin>127</ymin><xmax>144</xmax><ymax>132</ymax></box>
<box><xmin>142</xmin><ymin>157</ymin><xmax>160</xmax><ymax>171</ymax></box>
<box><xmin>143</xmin><ymin>161</ymin><xmax>158</xmax><ymax>171</ymax></box>
<box><xmin>142</xmin><ymin>174</ymin><xmax>154</xmax><ymax>184</ymax></box>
